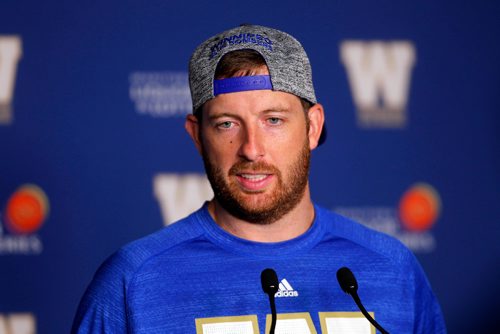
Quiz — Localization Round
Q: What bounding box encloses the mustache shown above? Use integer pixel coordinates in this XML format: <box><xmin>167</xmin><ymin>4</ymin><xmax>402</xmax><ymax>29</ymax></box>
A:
<box><xmin>228</xmin><ymin>161</ymin><xmax>281</xmax><ymax>176</ymax></box>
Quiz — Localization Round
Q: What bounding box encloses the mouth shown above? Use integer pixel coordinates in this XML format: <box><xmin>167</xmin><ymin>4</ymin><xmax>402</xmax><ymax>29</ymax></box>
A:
<box><xmin>235</xmin><ymin>172</ymin><xmax>274</xmax><ymax>191</ymax></box>
<box><xmin>239</xmin><ymin>173</ymin><xmax>269</xmax><ymax>181</ymax></box>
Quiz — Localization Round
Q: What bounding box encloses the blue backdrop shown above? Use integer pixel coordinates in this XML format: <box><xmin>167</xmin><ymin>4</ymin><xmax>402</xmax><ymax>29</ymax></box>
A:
<box><xmin>1</xmin><ymin>0</ymin><xmax>499</xmax><ymax>333</ymax></box>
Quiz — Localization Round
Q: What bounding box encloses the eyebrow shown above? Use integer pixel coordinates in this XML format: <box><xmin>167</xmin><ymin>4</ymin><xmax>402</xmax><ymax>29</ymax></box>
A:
<box><xmin>262</xmin><ymin>107</ymin><xmax>291</xmax><ymax>114</ymax></box>
<box><xmin>207</xmin><ymin>112</ymin><xmax>239</xmax><ymax>121</ymax></box>
<box><xmin>206</xmin><ymin>106</ymin><xmax>292</xmax><ymax>122</ymax></box>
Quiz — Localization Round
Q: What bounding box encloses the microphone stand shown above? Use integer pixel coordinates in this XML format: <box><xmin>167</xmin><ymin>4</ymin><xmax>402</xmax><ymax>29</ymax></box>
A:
<box><xmin>268</xmin><ymin>292</ymin><xmax>277</xmax><ymax>334</ymax></box>
<box><xmin>350</xmin><ymin>290</ymin><xmax>389</xmax><ymax>334</ymax></box>
<box><xmin>261</xmin><ymin>268</ymin><xmax>279</xmax><ymax>334</ymax></box>
<box><xmin>337</xmin><ymin>267</ymin><xmax>389</xmax><ymax>334</ymax></box>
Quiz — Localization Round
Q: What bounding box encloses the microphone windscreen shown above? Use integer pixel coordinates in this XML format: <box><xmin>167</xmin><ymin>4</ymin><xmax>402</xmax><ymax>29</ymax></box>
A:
<box><xmin>336</xmin><ymin>267</ymin><xmax>358</xmax><ymax>294</ymax></box>
<box><xmin>261</xmin><ymin>268</ymin><xmax>279</xmax><ymax>295</ymax></box>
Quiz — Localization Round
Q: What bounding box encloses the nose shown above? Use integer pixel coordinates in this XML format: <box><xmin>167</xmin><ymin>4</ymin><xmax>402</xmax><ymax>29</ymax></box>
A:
<box><xmin>237</xmin><ymin>124</ymin><xmax>265</xmax><ymax>161</ymax></box>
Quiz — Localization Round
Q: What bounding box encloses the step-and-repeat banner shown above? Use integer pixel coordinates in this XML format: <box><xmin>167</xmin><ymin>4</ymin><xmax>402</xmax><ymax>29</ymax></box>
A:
<box><xmin>1</xmin><ymin>1</ymin><xmax>499</xmax><ymax>333</ymax></box>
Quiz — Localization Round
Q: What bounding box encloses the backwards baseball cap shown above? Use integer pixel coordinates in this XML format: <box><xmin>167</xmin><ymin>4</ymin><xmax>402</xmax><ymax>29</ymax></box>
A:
<box><xmin>188</xmin><ymin>24</ymin><xmax>326</xmax><ymax>145</ymax></box>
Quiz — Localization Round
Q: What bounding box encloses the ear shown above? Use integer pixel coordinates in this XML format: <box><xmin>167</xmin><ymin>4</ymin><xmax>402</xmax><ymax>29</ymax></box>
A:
<box><xmin>307</xmin><ymin>103</ymin><xmax>325</xmax><ymax>150</ymax></box>
<box><xmin>185</xmin><ymin>114</ymin><xmax>203</xmax><ymax>155</ymax></box>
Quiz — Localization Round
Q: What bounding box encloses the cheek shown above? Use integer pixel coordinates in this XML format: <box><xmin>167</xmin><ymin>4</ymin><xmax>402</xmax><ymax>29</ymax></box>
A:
<box><xmin>279</xmin><ymin>126</ymin><xmax>308</xmax><ymax>148</ymax></box>
<box><xmin>202</xmin><ymin>138</ymin><xmax>237</xmax><ymax>165</ymax></box>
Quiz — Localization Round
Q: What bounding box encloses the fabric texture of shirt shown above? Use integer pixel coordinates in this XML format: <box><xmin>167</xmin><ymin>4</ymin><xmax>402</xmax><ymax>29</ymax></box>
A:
<box><xmin>72</xmin><ymin>203</ymin><xmax>446</xmax><ymax>333</ymax></box>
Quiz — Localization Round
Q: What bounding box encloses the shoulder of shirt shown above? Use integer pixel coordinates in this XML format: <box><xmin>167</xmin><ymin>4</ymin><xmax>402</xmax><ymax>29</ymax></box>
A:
<box><xmin>95</xmin><ymin>206</ymin><xmax>207</xmax><ymax>284</ymax></box>
<box><xmin>315</xmin><ymin>204</ymin><xmax>416</xmax><ymax>265</ymax></box>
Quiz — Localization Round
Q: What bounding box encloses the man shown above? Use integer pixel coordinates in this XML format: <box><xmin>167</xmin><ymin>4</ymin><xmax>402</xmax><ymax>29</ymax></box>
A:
<box><xmin>72</xmin><ymin>24</ymin><xmax>446</xmax><ymax>333</ymax></box>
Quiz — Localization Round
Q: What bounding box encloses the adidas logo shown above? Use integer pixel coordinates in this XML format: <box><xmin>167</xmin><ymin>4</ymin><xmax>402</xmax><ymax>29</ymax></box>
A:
<box><xmin>275</xmin><ymin>278</ymin><xmax>299</xmax><ymax>298</ymax></box>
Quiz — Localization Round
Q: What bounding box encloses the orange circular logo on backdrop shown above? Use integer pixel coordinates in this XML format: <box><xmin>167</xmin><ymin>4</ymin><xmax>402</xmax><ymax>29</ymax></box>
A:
<box><xmin>4</xmin><ymin>184</ymin><xmax>49</xmax><ymax>234</ymax></box>
<box><xmin>398</xmin><ymin>183</ymin><xmax>441</xmax><ymax>232</ymax></box>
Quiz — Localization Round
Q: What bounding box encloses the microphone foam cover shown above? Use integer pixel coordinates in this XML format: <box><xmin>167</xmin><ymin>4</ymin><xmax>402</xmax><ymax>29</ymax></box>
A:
<box><xmin>336</xmin><ymin>267</ymin><xmax>358</xmax><ymax>294</ymax></box>
<box><xmin>261</xmin><ymin>268</ymin><xmax>279</xmax><ymax>295</ymax></box>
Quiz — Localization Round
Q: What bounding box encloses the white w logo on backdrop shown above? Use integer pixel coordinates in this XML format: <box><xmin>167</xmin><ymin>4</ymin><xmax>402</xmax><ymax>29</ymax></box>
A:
<box><xmin>340</xmin><ymin>41</ymin><xmax>416</xmax><ymax>128</ymax></box>
<box><xmin>0</xmin><ymin>36</ymin><xmax>22</xmax><ymax>125</ymax></box>
<box><xmin>0</xmin><ymin>314</ymin><xmax>35</xmax><ymax>334</ymax></box>
<box><xmin>154</xmin><ymin>174</ymin><xmax>213</xmax><ymax>226</ymax></box>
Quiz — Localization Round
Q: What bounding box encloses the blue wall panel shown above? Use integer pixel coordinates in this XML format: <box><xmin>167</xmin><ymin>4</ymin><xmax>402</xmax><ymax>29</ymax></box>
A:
<box><xmin>1</xmin><ymin>1</ymin><xmax>499</xmax><ymax>332</ymax></box>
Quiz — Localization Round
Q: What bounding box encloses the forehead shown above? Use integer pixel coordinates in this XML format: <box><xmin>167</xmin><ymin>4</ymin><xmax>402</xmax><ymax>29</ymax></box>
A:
<box><xmin>203</xmin><ymin>89</ymin><xmax>304</xmax><ymax>116</ymax></box>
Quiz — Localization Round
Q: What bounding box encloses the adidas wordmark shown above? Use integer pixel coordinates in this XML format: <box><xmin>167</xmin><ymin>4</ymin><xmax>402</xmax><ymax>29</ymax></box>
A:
<box><xmin>275</xmin><ymin>278</ymin><xmax>299</xmax><ymax>298</ymax></box>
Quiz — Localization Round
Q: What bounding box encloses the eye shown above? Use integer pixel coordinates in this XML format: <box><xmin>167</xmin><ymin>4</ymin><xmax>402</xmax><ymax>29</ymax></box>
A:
<box><xmin>217</xmin><ymin>121</ymin><xmax>234</xmax><ymax>129</ymax></box>
<box><xmin>267</xmin><ymin>117</ymin><xmax>282</xmax><ymax>125</ymax></box>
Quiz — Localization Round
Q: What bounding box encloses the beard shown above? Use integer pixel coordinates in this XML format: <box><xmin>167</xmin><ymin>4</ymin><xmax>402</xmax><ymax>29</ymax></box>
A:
<box><xmin>202</xmin><ymin>139</ymin><xmax>311</xmax><ymax>225</ymax></box>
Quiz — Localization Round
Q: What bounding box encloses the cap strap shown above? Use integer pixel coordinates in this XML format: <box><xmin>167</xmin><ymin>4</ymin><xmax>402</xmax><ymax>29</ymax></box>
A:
<box><xmin>213</xmin><ymin>75</ymin><xmax>273</xmax><ymax>96</ymax></box>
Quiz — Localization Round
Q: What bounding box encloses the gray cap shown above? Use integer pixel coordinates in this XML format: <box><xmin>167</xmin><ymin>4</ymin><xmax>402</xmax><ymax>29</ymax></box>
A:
<box><xmin>188</xmin><ymin>24</ymin><xmax>317</xmax><ymax>111</ymax></box>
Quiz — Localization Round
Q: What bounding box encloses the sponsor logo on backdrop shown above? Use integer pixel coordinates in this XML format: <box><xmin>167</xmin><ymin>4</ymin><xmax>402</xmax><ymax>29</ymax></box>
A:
<box><xmin>340</xmin><ymin>40</ymin><xmax>416</xmax><ymax>129</ymax></box>
<box><xmin>0</xmin><ymin>36</ymin><xmax>22</xmax><ymax>125</ymax></box>
<box><xmin>0</xmin><ymin>313</ymin><xmax>36</xmax><ymax>334</ymax></box>
<box><xmin>0</xmin><ymin>184</ymin><xmax>49</xmax><ymax>255</ymax></box>
<box><xmin>335</xmin><ymin>183</ymin><xmax>441</xmax><ymax>253</ymax></box>
<box><xmin>154</xmin><ymin>173</ymin><xmax>213</xmax><ymax>225</ymax></box>
<box><xmin>129</xmin><ymin>71</ymin><xmax>192</xmax><ymax>117</ymax></box>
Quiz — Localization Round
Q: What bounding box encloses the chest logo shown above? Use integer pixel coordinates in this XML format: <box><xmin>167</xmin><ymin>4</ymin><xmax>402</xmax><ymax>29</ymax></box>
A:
<box><xmin>275</xmin><ymin>278</ymin><xmax>299</xmax><ymax>298</ymax></box>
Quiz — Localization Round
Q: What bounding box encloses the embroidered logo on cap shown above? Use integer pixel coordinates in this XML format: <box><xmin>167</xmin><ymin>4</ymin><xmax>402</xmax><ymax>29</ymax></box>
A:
<box><xmin>209</xmin><ymin>33</ymin><xmax>273</xmax><ymax>59</ymax></box>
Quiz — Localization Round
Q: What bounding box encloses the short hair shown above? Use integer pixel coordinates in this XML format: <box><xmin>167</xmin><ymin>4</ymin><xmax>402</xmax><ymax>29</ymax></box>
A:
<box><xmin>214</xmin><ymin>49</ymin><xmax>267</xmax><ymax>79</ymax></box>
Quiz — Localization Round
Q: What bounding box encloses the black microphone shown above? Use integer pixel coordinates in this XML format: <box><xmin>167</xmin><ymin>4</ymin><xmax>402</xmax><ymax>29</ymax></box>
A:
<box><xmin>336</xmin><ymin>267</ymin><xmax>389</xmax><ymax>334</ymax></box>
<box><xmin>261</xmin><ymin>268</ymin><xmax>279</xmax><ymax>334</ymax></box>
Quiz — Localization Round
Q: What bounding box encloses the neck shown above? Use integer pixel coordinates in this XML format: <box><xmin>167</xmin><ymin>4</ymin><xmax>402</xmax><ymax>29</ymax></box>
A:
<box><xmin>207</xmin><ymin>187</ymin><xmax>315</xmax><ymax>242</ymax></box>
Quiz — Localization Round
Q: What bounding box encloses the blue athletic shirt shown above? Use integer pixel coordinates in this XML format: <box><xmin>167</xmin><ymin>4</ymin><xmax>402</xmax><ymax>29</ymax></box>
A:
<box><xmin>72</xmin><ymin>203</ymin><xmax>446</xmax><ymax>333</ymax></box>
